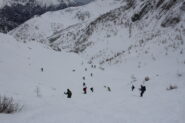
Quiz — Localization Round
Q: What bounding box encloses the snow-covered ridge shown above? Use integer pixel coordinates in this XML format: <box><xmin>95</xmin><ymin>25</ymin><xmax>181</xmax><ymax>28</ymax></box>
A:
<box><xmin>9</xmin><ymin>0</ymin><xmax>123</xmax><ymax>43</ymax></box>
<box><xmin>9</xmin><ymin>0</ymin><xmax>185</xmax><ymax>65</ymax></box>
<box><xmin>0</xmin><ymin>0</ymin><xmax>76</xmax><ymax>8</ymax></box>
<box><xmin>48</xmin><ymin>0</ymin><xmax>185</xmax><ymax>64</ymax></box>
<box><xmin>36</xmin><ymin>0</ymin><xmax>76</xmax><ymax>7</ymax></box>
<box><xmin>0</xmin><ymin>0</ymin><xmax>79</xmax><ymax>33</ymax></box>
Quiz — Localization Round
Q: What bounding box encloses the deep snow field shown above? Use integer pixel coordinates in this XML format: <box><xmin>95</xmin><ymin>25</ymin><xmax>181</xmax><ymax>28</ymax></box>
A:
<box><xmin>0</xmin><ymin>32</ymin><xmax>185</xmax><ymax>123</ymax></box>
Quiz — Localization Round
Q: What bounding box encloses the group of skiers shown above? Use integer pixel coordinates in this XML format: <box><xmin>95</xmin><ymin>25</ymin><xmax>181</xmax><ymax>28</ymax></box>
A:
<box><xmin>131</xmin><ymin>84</ymin><xmax>146</xmax><ymax>97</ymax></box>
<box><xmin>83</xmin><ymin>82</ymin><xmax>95</xmax><ymax>94</ymax></box>
<box><xmin>41</xmin><ymin>66</ymin><xmax>146</xmax><ymax>98</ymax></box>
<box><xmin>64</xmin><ymin>82</ymin><xmax>94</xmax><ymax>98</ymax></box>
<box><xmin>64</xmin><ymin>66</ymin><xmax>96</xmax><ymax>98</ymax></box>
<box><xmin>64</xmin><ymin>84</ymin><xmax>146</xmax><ymax>98</ymax></box>
<box><xmin>64</xmin><ymin>67</ymin><xmax>147</xmax><ymax>98</ymax></box>
<box><xmin>64</xmin><ymin>82</ymin><xmax>113</xmax><ymax>98</ymax></box>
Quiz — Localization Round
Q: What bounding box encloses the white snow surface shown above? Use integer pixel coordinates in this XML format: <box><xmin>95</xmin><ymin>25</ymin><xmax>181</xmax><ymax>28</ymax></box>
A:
<box><xmin>0</xmin><ymin>31</ymin><xmax>185</xmax><ymax>123</ymax></box>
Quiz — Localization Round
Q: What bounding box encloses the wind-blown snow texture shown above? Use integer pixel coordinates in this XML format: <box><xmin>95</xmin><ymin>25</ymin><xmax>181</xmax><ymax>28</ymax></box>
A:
<box><xmin>1</xmin><ymin>0</ymin><xmax>185</xmax><ymax>123</ymax></box>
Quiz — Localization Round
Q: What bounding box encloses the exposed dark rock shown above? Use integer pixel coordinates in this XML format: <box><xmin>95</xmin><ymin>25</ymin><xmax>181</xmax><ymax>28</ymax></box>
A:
<box><xmin>156</xmin><ymin>0</ymin><xmax>165</xmax><ymax>8</ymax></box>
<box><xmin>0</xmin><ymin>0</ymin><xmax>81</xmax><ymax>33</ymax></box>
<box><xmin>180</xmin><ymin>1</ymin><xmax>185</xmax><ymax>11</ymax></box>
<box><xmin>131</xmin><ymin>1</ymin><xmax>153</xmax><ymax>22</ymax></box>
<box><xmin>161</xmin><ymin>17</ymin><xmax>180</xmax><ymax>27</ymax></box>
<box><xmin>161</xmin><ymin>0</ymin><xmax>177</xmax><ymax>11</ymax></box>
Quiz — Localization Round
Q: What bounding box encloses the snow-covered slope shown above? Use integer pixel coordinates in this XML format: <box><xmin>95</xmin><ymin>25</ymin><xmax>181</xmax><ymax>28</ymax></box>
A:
<box><xmin>0</xmin><ymin>30</ymin><xmax>185</xmax><ymax>123</ymax></box>
<box><xmin>47</xmin><ymin>0</ymin><xmax>185</xmax><ymax>65</ymax></box>
<box><xmin>2</xmin><ymin>1</ymin><xmax>185</xmax><ymax>122</ymax></box>
<box><xmin>0</xmin><ymin>0</ymin><xmax>79</xmax><ymax>33</ymax></box>
<box><xmin>10</xmin><ymin>0</ymin><xmax>185</xmax><ymax>66</ymax></box>
<box><xmin>9</xmin><ymin>0</ymin><xmax>124</xmax><ymax>43</ymax></box>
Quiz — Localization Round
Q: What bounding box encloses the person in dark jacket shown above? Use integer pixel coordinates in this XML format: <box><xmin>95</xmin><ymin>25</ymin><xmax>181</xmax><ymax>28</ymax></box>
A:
<box><xmin>64</xmin><ymin>89</ymin><xmax>72</xmax><ymax>98</ymax></box>
<box><xmin>90</xmin><ymin>87</ymin><xmax>94</xmax><ymax>92</ymax></box>
<box><xmin>83</xmin><ymin>83</ymin><xmax>87</xmax><ymax>94</ymax></box>
<box><xmin>139</xmin><ymin>85</ymin><xmax>146</xmax><ymax>97</ymax></box>
<box><xmin>107</xmin><ymin>86</ymin><xmax>111</xmax><ymax>92</ymax></box>
<box><xmin>131</xmin><ymin>85</ymin><xmax>135</xmax><ymax>91</ymax></box>
<box><xmin>41</xmin><ymin>67</ymin><xmax>44</xmax><ymax>72</ymax></box>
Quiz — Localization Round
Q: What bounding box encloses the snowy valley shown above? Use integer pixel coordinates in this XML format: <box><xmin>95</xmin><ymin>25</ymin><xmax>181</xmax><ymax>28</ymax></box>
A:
<box><xmin>0</xmin><ymin>0</ymin><xmax>185</xmax><ymax>123</ymax></box>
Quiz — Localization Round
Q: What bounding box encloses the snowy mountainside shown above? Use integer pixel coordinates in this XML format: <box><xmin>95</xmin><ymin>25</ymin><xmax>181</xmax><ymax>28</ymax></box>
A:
<box><xmin>0</xmin><ymin>32</ymin><xmax>185</xmax><ymax>123</ymax></box>
<box><xmin>0</xmin><ymin>0</ymin><xmax>76</xmax><ymax>8</ymax></box>
<box><xmin>0</xmin><ymin>0</ymin><xmax>185</xmax><ymax>123</ymax></box>
<box><xmin>9</xmin><ymin>0</ymin><xmax>124</xmax><ymax>43</ymax></box>
<box><xmin>10</xmin><ymin>0</ymin><xmax>185</xmax><ymax>66</ymax></box>
<box><xmin>47</xmin><ymin>0</ymin><xmax>185</xmax><ymax>65</ymax></box>
<box><xmin>0</xmin><ymin>0</ymin><xmax>79</xmax><ymax>33</ymax></box>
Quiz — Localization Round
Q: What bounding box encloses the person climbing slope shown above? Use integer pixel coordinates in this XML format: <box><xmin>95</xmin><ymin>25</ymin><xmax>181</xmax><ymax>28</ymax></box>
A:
<box><xmin>83</xmin><ymin>82</ymin><xmax>87</xmax><ymax>94</ymax></box>
<box><xmin>139</xmin><ymin>85</ymin><xmax>146</xmax><ymax>97</ymax></box>
<box><xmin>64</xmin><ymin>89</ymin><xmax>72</xmax><ymax>98</ymax></box>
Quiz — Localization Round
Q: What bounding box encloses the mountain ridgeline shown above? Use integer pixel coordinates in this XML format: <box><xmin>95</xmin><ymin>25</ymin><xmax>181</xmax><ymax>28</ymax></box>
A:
<box><xmin>10</xmin><ymin>0</ymin><xmax>185</xmax><ymax>65</ymax></box>
<box><xmin>48</xmin><ymin>0</ymin><xmax>185</xmax><ymax>64</ymax></box>
<box><xmin>0</xmin><ymin>0</ymin><xmax>81</xmax><ymax>33</ymax></box>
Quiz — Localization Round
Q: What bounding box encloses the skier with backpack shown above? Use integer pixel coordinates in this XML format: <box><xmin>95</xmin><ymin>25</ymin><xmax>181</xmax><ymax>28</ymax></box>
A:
<box><xmin>131</xmin><ymin>85</ymin><xmax>135</xmax><ymax>91</ymax></box>
<box><xmin>64</xmin><ymin>89</ymin><xmax>72</xmax><ymax>98</ymax></box>
<box><xmin>83</xmin><ymin>82</ymin><xmax>87</xmax><ymax>94</ymax></box>
<box><xmin>90</xmin><ymin>87</ymin><xmax>94</xmax><ymax>92</ymax></box>
<box><xmin>139</xmin><ymin>85</ymin><xmax>146</xmax><ymax>97</ymax></box>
